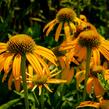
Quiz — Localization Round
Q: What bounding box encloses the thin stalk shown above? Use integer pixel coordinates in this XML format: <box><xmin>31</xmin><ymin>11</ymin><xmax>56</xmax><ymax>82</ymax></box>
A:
<box><xmin>40</xmin><ymin>88</ymin><xmax>44</xmax><ymax>109</ymax></box>
<box><xmin>21</xmin><ymin>53</ymin><xmax>29</xmax><ymax>109</ymax></box>
<box><xmin>83</xmin><ymin>46</ymin><xmax>92</xmax><ymax>101</ymax></box>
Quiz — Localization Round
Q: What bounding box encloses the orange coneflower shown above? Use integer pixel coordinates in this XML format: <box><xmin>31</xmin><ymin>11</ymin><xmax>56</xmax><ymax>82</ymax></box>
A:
<box><xmin>0</xmin><ymin>34</ymin><xmax>57</xmax><ymax>91</ymax></box>
<box><xmin>76</xmin><ymin>66</ymin><xmax>106</xmax><ymax>97</ymax></box>
<box><xmin>60</xmin><ymin>29</ymin><xmax>109</xmax><ymax>66</ymax></box>
<box><xmin>27</xmin><ymin>65</ymin><xmax>67</xmax><ymax>95</ymax></box>
<box><xmin>43</xmin><ymin>8</ymin><xmax>80</xmax><ymax>41</ymax></box>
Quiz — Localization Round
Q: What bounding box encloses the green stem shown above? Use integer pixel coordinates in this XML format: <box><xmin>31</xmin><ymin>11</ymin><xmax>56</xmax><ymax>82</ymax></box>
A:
<box><xmin>83</xmin><ymin>46</ymin><xmax>92</xmax><ymax>101</ymax></box>
<box><xmin>40</xmin><ymin>88</ymin><xmax>44</xmax><ymax>109</ymax></box>
<box><xmin>21</xmin><ymin>53</ymin><xmax>29</xmax><ymax>109</ymax></box>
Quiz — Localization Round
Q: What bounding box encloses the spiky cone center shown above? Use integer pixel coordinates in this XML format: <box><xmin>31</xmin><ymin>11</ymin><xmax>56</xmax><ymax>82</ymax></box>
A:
<box><xmin>78</xmin><ymin>30</ymin><xmax>101</xmax><ymax>47</ymax></box>
<box><xmin>56</xmin><ymin>8</ymin><xmax>77</xmax><ymax>22</ymax></box>
<box><xmin>7</xmin><ymin>34</ymin><xmax>36</xmax><ymax>54</ymax></box>
<box><xmin>90</xmin><ymin>66</ymin><xmax>104</xmax><ymax>77</ymax></box>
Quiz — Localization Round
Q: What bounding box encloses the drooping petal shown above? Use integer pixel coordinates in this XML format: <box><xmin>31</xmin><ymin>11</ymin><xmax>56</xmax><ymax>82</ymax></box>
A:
<box><xmin>4</xmin><ymin>53</ymin><xmax>14</xmax><ymax>74</ymax></box>
<box><xmin>99</xmin><ymin>45</ymin><xmax>109</xmax><ymax>61</ymax></box>
<box><xmin>0</xmin><ymin>53</ymin><xmax>9</xmax><ymax>72</ymax></box>
<box><xmin>76</xmin><ymin>101</ymin><xmax>100</xmax><ymax>109</ymax></box>
<box><xmin>55</xmin><ymin>22</ymin><xmax>63</xmax><ymax>41</ymax></box>
<box><xmin>26</xmin><ymin>53</ymin><xmax>43</xmax><ymax>75</ymax></box>
<box><xmin>64</xmin><ymin>22</ymin><xmax>71</xmax><ymax>41</ymax></box>
<box><xmin>45</xmin><ymin>20</ymin><xmax>57</xmax><ymax>36</ymax></box>
<box><xmin>34</xmin><ymin>50</ymin><xmax>57</xmax><ymax>65</ymax></box>
<box><xmin>62</xmin><ymin>66</ymin><xmax>74</xmax><ymax>83</ymax></box>
<box><xmin>34</xmin><ymin>54</ymin><xmax>50</xmax><ymax>75</ymax></box>
<box><xmin>14</xmin><ymin>79</ymin><xmax>21</xmax><ymax>91</ymax></box>
<box><xmin>8</xmin><ymin>74</ymin><xmax>13</xmax><ymax>90</ymax></box>
<box><xmin>69</xmin><ymin>22</ymin><xmax>76</xmax><ymax>34</ymax></box>
<box><xmin>47</xmin><ymin>78</ymin><xmax>67</xmax><ymax>84</ymax></box>
<box><xmin>93</xmin><ymin>78</ymin><xmax>105</xmax><ymax>96</ymax></box>
<box><xmin>92</xmin><ymin>48</ymin><xmax>100</xmax><ymax>65</ymax></box>
<box><xmin>12</xmin><ymin>54</ymin><xmax>21</xmax><ymax>80</ymax></box>
<box><xmin>86</xmin><ymin>77</ymin><xmax>94</xmax><ymax>94</ymax></box>
<box><xmin>75</xmin><ymin>70</ymin><xmax>85</xmax><ymax>89</ymax></box>
<box><xmin>43</xmin><ymin>19</ymin><xmax>56</xmax><ymax>32</ymax></box>
<box><xmin>35</xmin><ymin>45</ymin><xmax>55</xmax><ymax>56</ymax></box>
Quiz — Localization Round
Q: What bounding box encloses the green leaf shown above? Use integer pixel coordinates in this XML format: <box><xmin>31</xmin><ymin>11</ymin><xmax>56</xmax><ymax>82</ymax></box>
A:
<box><xmin>0</xmin><ymin>98</ymin><xmax>21</xmax><ymax>109</ymax></box>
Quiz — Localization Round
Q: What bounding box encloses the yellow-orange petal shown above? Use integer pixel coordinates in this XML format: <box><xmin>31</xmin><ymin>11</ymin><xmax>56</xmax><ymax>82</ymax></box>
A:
<box><xmin>34</xmin><ymin>49</ymin><xmax>57</xmax><ymax>65</ymax></box>
<box><xmin>62</xmin><ymin>66</ymin><xmax>74</xmax><ymax>83</ymax></box>
<box><xmin>64</xmin><ymin>22</ymin><xmax>71</xmax><ymax>41</ymax></box>
<box><xmin>93</xmin><ymin>78</ymin><xmax>105</xmax><ymax>96</ymax></box>
<box><xmin>99</xmin><ymin>45</ymin><xmax>109</xmax><ymax>61</ymax></box>
<box><xmin>92</xmin><ymin>49</ymin><xmax>100</xmax><ymax>65</ymax></box>
<box><xmin>4</xmin><ymin>53</ymin><xmax>14</xmax><ymax>74</ymax></box>
<box><xmin>47</xmin><ymin>78</ymin><xmax>67</xmax><ymax>84</ymax></box>
<box><xmin>86</xmin><ymin>77</ymin><xmax>94</xmax><ymax>94</ymax></box>
<box><xmin>46</xmin><ymin>20</ymin><xmax>57</xmax><ymax>36</ymax></box>
<box><xmin>38</xmin><ymin>85</ymin><xmax>42</xmax><ymax>95</ymax></box>
<box><xmin>35</xmin><ymin>45</ymin><xmax>55</xmax><ymax>56</ymax></box>
<box><xmin>55</xmin><ymin>22</ymin><xmax>63</xmax><ymax>41</ymax></box>
<box><xmin>26</xmin><ymin>53</ymin><xmax>43</xmax><ymax>74</ymax></box>
<box><xmin>0</xmin><ymin>43</ymin><xmax>7</xmax><ymax>53</ymax></box>
<box><xmin>34</xmin><ymin>54</ymin><xmax>50</xmax><ymax>75</ymax></box>
<box><xmin>12</xmin><ymin>54</ymin><xmax>21</xmax><ymax>80</ymax></box>
<box><xmin>75</xmin><ymin>70</ymin><xmax>85</xmax><ymax>89</ymax></box>
<box><xmin>44</xmin><ymin>84</ymin><xmax>52</xmax><ymax>92</ymax></box>
<box><xmin>14</xmin><ymin>79</ymin><xmax>21</xmax><ymax>91</ymax></box>
<box><xmin>0</xmin><ymin>53</ymin><xmax>8</xmax><ymax>72</ymax></box>
<box><xmin>43</xmin><ymin>19</ymin><xmax>56</xmax><ymax>32</ymax></box>
<box><xmin>69</xmin><ymin>22</ymin><xmax>76</xmax><ymax>33</ymax></box>
<box><xmin>8</xmin><ymin>74</ymin><xmax>13</xmax><ymax>90</ymax></box>
<box><xmin>100</xmin><ymin>100</ymin><xmax>109</xmax><ymax>109</ymax></box>
<box><xmin>76</xmin><ymin>101</ymin><xmax>100</xmax><ymax>109</ymax></box>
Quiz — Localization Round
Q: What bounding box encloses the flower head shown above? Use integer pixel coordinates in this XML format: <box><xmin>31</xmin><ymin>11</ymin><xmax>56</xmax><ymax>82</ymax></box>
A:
<box><xmin>0</xmin><ymin>34</ymin><xmax>57</xmax><ymax>91</ymax></box>
<box><xmin>56</xmin><ymin>8</ymin><xmax>77</xmax><ymax>22</ymax></box>
<box><xmin>76</xmin><ymin>65</ymin><xmax>105</xmax><ymax>96</ymax></box>
<box><xmin>27</xmin><ymin>66</ymin><xmax>67</xmax><ymax>95</ymax></box>
<box><xmin>60</xmin><ymin>29</ymin><xmax>109</xmax><ymax>65</ymax></box>
<box><xmin>43</xmin><ymin>8</ymin><xmax>80</xmax><ymax>41</ymax></box>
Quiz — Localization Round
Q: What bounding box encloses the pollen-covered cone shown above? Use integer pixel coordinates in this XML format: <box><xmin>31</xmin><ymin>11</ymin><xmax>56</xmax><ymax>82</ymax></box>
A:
<box><xmin>27</xmin><ymin>66</ymin><xmax>67</xmax><ymax>95</ymax></box>
<box><xmin>43</xmin><ymin>8</ymin><xmax>80</xmax><ymax>41</ymax></box>
<box><xmin>0</xmin><ymin>34</ymin><xmax>57</xmax><ymax>91</ymax></box>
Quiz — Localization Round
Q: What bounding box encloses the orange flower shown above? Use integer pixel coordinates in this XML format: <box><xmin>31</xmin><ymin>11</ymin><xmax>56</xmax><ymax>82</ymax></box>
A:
<box><xmin>27</xmin><ymin>65</ymin><xmax>67</xmax><ymax>95</ymax></box>
<box><xmin>60</xmin><ymin>30</ymin><xmax>109</xmax><ymax>66</ymax></box>
<box><xmin>43</xmin><ymin>8</ymin><xmax>80</xmax><ymax>41</ymax></box>
<box><xmin>0</xmin><ymin>34</ymin><xmax>57</xmax><ymax>91</ymax></box>
<box><xmin>76</xmin><ymin>66</ymin><xmax>105</xmax><ymax>96</ymax></box>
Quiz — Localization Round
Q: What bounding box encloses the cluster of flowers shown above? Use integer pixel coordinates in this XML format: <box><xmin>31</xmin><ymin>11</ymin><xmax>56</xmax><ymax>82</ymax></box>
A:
<box><xmin>0</xmin><ymin>7</ymin><xmax>109</xmax><ymax>108</ymax></box>
<box><xmin>44</xmin><ymin>8</ymin><xmax>109</xmax><ymax>109</ymax></box>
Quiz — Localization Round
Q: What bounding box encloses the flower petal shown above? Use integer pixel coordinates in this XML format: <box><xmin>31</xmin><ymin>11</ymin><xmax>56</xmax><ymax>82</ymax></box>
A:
<box><xmin>64</xmin><ymin>22</ymin><xmax>71</xmax><ymax>41</ymax></box>
<box><xmin>34</xmin><ymin>50</ymin><xmax>57</xmax><ymax>65</ymax></box>
<box><xmin>45</xmin><ymin>20</ymin><xmax>57</xmax><ymax>36</ymax></box>
<box><xmin>47</xmin><ymin>78</ymin><xmax>67</xmax><ymax>84</ymax></box>
<box><xmin>44</xmin><ymin>84</ymin><xmax>52</xmax><ymax>92</ymax></box>
<box><xmin>26</xmin><ymin>53</ymin><xmax>43</xmax><ymax>75</ymax></box>
<box><xmin>12</xmin><ymin>54</ymin><xmax>21</xmax><ymax>80</ymax></box>
<box><xmin>76</xmin><ymin>101</ymin><xmax>100</xmax><ymax>109</ymax></box>
<box><xmin>4</xmin><ymin>53</ymin><xmax>14</xmax><ymax>74</ymax></box>
<box><xmin>43</xmin><ymin>19</ymin><xmax>56</xmax><ymax>32</ymax></box>
<box><xmin>55</xmin><ymin>22</ymin><xmax>62</xmax><ymax>41</ymax></box>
